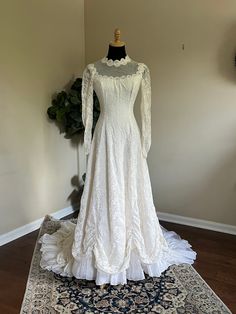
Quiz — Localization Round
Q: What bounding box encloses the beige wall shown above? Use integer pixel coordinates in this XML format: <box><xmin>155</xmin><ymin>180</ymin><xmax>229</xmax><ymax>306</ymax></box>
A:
<box><xmin>1</xmin><ymin>0</ymin><xmax>236</xmax><ymax>236</ymax></box>
<box><xmin>85</xmin><ymin>0</ymin><xmax>236</xmax><ymax>225</ymax></box>
<box><xmin>0</xmin><ymin>0</ymin><xmax>85</xmax><ymax>234</ymax></box>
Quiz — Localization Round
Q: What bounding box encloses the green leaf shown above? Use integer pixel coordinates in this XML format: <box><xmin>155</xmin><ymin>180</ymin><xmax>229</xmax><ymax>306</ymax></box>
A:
<box><xmin>46</xmin><ymin>76</ymin><xmax>100</xmax><ymax>139</ymax></box>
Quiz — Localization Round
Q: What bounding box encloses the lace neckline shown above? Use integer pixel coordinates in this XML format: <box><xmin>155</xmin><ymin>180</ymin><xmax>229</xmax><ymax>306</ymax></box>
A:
<box><xmin>101</xmin><ymin>55</ymin><xmax>131</xmax><ymax>67</ymax></box>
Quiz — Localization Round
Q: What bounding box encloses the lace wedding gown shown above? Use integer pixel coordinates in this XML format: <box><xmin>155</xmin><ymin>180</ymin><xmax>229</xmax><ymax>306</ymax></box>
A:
<box><xmin>39</xmin><ymin>55</ymin><xmax>197</xmax><ymax>285</ymax></box>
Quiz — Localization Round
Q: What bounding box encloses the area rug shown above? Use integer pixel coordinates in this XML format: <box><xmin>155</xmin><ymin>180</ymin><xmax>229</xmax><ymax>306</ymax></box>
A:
<box><xmin>20</xmin><ymin>216</ymin><xmax>232</xmax><ymax>314</ymax></box>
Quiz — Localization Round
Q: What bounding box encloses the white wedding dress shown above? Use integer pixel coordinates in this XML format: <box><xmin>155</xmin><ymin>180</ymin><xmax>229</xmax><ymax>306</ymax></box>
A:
<box><xmin>39</xmin><ymin>55</ymin><xmax>197</xmax><ymax>285</ymax></box>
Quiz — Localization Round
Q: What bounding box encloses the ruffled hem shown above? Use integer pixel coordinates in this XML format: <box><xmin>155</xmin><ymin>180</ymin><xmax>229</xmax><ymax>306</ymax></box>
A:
<box><xmin>39</xmin><ymin>218</ymin><xmax>197</xmax><ymax>286</ymax></box>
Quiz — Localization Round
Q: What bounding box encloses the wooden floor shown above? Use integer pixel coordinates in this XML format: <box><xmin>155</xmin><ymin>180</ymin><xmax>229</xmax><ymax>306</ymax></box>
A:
<box><xmin>0</xmin><ymin>212</ymin><xmax>235</xmax><ymax>314</ymax></box>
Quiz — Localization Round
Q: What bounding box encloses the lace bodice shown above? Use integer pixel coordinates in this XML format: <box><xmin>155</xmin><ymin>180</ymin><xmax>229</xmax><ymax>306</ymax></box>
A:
<box><xmin>81</xmin><ymin>55</ymin><xmax>151</xmax><ymax>158</ymax></box>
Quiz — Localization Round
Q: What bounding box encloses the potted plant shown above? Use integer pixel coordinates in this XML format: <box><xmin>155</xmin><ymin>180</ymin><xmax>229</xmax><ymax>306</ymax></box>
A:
<box><xmin>47</xmin><ymin>77</ymin><xmax>100</xmax><ymax>183</ymax></box>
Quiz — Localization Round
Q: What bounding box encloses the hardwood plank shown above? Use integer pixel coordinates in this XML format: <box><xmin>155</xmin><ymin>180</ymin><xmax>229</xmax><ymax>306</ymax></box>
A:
<box><xmin>0</xmin><ymin>213</ymin><xmax>235</xmax><ymax>313</ymax></box>
<box><xmin>161</xmin><ymin>220</ymin><xmax>236</xmax><ymax>313</ymax></box>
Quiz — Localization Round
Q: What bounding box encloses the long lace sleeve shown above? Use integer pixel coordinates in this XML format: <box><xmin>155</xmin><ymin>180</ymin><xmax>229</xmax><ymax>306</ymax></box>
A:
<box><xmin>82</xmin><ymin>64</ymin><xmax>94</xmax><ymax>155</ymax></box>
<box><xmin>140</xmin><ymin>64</ymin><xmax>151</xmax><ymax>158</ymax></box>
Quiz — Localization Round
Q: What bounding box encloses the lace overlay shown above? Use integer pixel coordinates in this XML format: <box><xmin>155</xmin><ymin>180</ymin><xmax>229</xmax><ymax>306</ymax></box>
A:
<box><xmin>39</xmin><ymin>56</ymin><xmax>197</xmax><ymax>285</ymax></box>
<box><xmin>81</xmin><ymin>64</ymin><xmax>96</xmax><ymax>155</ymax></box>
<box><xmin>81</xmin><ymin>59</ymin><xmax>150</xmax><ymax>158</ymax></box>
<box><xmin>141</xmin><ymin>65</ymin><xmax>151</xmax><ymax>158</ymax></box>
<box><xmin>101</xmin><ymin>54</ymin><xmax>131</xmax><ymax>67</ymax></box>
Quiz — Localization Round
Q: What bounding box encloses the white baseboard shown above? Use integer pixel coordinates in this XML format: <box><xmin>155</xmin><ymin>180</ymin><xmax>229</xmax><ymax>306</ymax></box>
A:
<box><xmin>157</xmin><ymin>211</ymin><xmax>236</xmax><ymax>235</ymax></box>
<box><xmin>0</xmin><ymin>206</ymin><xmax>75</xmax><ymax>246</ymax></box>
<box><xmin>1</xmin><ymin>207</ymin><xmax>235</xmax><ymax>246</ymax></box>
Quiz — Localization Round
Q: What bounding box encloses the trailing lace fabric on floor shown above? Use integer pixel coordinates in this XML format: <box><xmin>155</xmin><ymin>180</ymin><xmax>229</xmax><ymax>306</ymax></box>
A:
<box><xmin>39</xmin><ymin>54</ymin><xmax>197</xmax><ymax>285</ymax></box>
<box><xmin>39</xmin><ymin>219</ymin><xmax>196</xmax><ymax>285</ymax></box>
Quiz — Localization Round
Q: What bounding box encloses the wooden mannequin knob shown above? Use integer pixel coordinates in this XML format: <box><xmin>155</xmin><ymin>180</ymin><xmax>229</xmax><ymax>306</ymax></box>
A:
<box><xmin>109</xmin><ymin>28</ymin><xmax>125</xmax><ymax>47</ymax></box>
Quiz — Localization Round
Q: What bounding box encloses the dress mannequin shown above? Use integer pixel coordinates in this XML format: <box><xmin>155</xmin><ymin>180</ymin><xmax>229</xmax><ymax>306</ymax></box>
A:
<box><xmin>101</xmin><ymin>29</ymin><xmax>126</xmax><ymax>290</ymax></box>
<box><xmin>106</xmin><ymin>28</ymin><xmax>127</xmax><ymax>61</ymax></box>
<box><xmin>39</xmin><ymin>28</ymin><xmax>197</xmax><ymax>292</ymax></box>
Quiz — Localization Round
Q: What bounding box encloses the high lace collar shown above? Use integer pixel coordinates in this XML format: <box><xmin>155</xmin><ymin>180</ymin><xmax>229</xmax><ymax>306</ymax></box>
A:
<box><xmin>101</xmin><ymin>55</ymin><xmax>131</xmax><ymax>67</ymax></box>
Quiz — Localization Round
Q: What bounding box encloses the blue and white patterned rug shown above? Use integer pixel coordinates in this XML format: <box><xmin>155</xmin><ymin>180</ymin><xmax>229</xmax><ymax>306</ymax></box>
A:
<box><xmin>20</xmin><ymin>216</ymin><xmax>232</xmax><ymax>313</ymax></box>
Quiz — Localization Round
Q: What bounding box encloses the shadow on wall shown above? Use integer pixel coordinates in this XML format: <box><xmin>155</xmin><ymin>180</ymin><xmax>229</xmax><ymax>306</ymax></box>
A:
<box><xmin>67</xmin><ymin>174</ymin><xmax>83</xmax><ymax>214</ymax></box>
<box><xmin>46</xmin><ymin>76</ymin><xmax>85</xmax><ymax>217</ymax></box>
<box><xmin>218</xmin><ymin>22</ymin><xmax>236</xmax><ymax>83</ymax></box>
<box><xmin>67</xmin><ymin>134</ymin><xmax>84</xmax><ymax>215</ymax></box>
